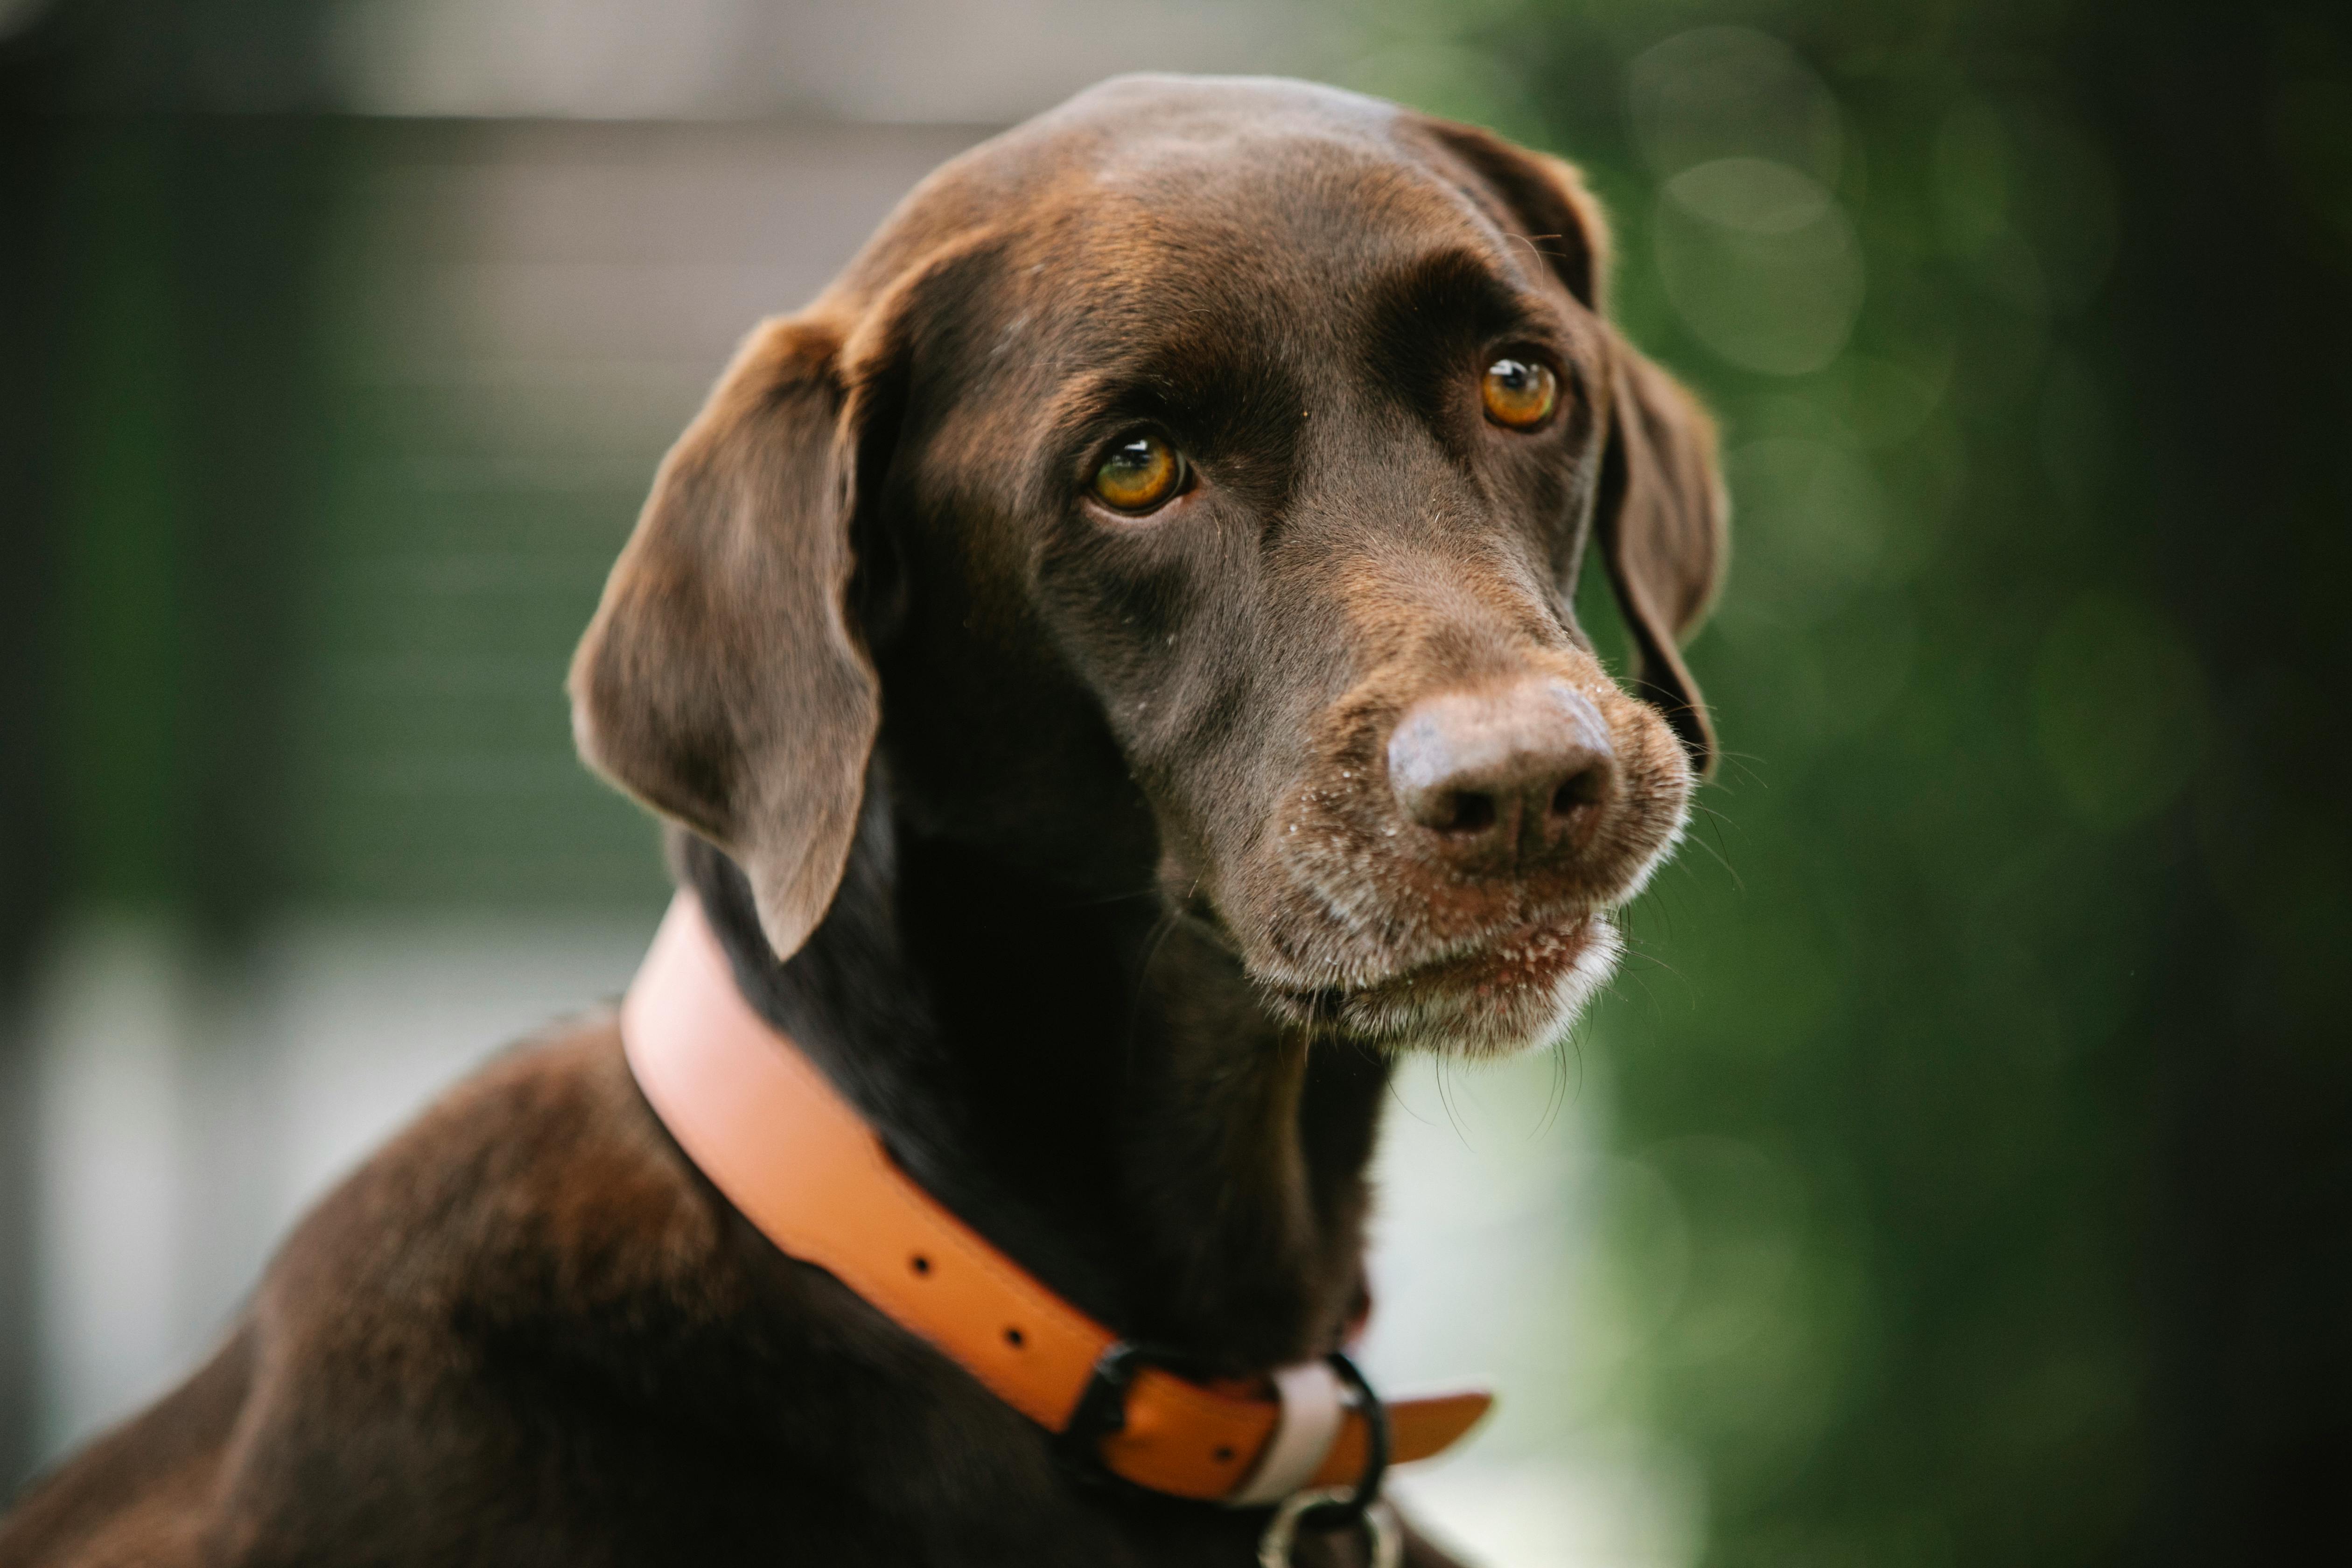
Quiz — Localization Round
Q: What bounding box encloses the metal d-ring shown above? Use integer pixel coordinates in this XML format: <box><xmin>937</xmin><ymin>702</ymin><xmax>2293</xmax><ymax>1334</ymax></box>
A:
<box><xmin>1302</xmin><ymin>1351</ymin><xmax>1390</xmax><ymax>1530</ymax></box>
<box><xmin>1255</xmin><ymin>1351</ymin><xmax>1396</xmax><ymax>1565</ymax></box>
<box><xmin>1258</xmin><ymin>1487</ymin><xmax>1401</xmax><ymax>1568</ymax></box>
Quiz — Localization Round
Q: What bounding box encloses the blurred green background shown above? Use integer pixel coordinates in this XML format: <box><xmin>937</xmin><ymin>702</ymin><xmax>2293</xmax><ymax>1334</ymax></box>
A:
<box><xmin>3</xmin><ymin>1</ymin><xmax>2347</xmax><ymax>1564</ymax></box>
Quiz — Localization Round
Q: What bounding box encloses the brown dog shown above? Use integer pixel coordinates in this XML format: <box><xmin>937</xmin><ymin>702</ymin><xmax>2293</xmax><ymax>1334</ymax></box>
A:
<box><xmin>0</xmin><ymin>75</ymin><xmax>1723</xmax><ymax>1567</ymax></box>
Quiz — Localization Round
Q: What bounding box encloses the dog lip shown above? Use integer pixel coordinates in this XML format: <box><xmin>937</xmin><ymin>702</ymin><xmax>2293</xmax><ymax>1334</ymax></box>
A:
<box><xmin>1361</xmin><ymin>911</ymin><xmax>1599</xmax><ymax>997</ymax></box>
<box><xmin>1261</xmin><ymin>908</ymin><xmax>1601</xmax><ymax>1007</ymax></box>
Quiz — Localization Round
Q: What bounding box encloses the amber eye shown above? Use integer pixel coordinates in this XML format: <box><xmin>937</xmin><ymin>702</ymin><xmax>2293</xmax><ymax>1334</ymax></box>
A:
<box><xmin>1090</xmin><ymin>434</ymin><xmax>1185</xmax><ymax>513</ymax></box>
<box><xmin>1481</xmin><ymin>357</ymin><xmax>1558</xmax><ymax>430</ymax></box>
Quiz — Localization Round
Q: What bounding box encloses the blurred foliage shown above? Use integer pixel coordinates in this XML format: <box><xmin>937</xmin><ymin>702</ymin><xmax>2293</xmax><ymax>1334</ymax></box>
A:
<box><xmin>1351</xmin><ymin>1</ymin><xmax>2352</xmax><ymax>1563</ymax></box>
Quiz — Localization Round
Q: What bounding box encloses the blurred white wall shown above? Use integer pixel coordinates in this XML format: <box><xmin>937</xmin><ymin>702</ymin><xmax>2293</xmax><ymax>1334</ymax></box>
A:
<box><xmin>1369</xmin><ymin>1055</ymin><xmax>1705</xmax><ymax>1568</ymax></box>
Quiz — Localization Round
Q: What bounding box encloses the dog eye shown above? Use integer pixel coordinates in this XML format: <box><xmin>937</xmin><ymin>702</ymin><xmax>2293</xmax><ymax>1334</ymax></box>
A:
<box><xmin>1090</xmin><ymin>434</ymin><xmax>1185</xmax><ymax>513</ymax></box>
<box><xmin>1481</xmin><ymin>357</ymin><xmax>1558</xmax><ymax>430</ymax></box>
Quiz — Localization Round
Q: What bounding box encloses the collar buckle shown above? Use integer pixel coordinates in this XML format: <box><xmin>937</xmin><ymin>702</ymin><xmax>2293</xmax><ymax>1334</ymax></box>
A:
<box><xmin>1058</xmin><ymin>1338</ymin><xmax>1196</xmax><ymax>1494</ymax></box>
<box><xmin>1061</xmin><ymin>1342</ymin><xmax>1394</xmax><ymax>1520</ymax></box>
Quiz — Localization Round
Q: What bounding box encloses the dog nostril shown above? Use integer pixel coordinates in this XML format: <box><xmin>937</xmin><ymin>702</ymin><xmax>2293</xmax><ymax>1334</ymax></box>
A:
<box><xmin>1437</xmin><ymin>790</ymin><xmax>1498</xmax><ymax>834</ymax></box>
<box><xmin>1389</xmin><ymin>678</ymin><xmax>1616</xmax><ymax>852</ymax></box>
<box><xmin>1550</xmin><ymin>766</ymin><xmax>1606</xmax><ymax>817</ymax></box>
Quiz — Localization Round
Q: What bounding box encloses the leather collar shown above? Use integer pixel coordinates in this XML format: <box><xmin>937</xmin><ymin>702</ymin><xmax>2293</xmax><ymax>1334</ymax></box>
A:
<box><xmin>620</xmin><ymin>892</ymin><xmax>1491</xmax><ymax>1505</ymax></box>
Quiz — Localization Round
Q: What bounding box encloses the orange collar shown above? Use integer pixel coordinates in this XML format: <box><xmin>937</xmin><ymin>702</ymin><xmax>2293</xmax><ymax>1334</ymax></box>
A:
<box><xmin>620</xmin><ymin>892</ymin><xmax>1491</xmax><ymax>1506</ymax></box>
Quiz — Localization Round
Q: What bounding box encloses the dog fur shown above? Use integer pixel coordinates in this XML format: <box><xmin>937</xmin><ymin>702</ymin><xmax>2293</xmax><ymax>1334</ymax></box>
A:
<box><xmin>1</xmin><ymin>75</ymin><xmax>1725</xmax><ymax>1567</ymax></box>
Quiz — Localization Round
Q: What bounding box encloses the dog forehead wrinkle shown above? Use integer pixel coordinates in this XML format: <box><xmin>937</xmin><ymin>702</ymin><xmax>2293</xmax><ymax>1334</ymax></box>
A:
<box><xmin>829</xmin><ymin>77</ymin><xmax>1536</xmax><ymax>353</ymax></box>
<box><xmin>867</xmin><ymin>121</ymin><xmax>1554</xmax><ymax>474</ymax></box>
<box><xmin>1094</xmin><ymin>173</ymin><xmax>1495</xmax><ymax>330</ymax></box>
<box><xmin>965</xmin><ymin>140</ymin><xmax>1498</xmax><ymax>343</ymax></box>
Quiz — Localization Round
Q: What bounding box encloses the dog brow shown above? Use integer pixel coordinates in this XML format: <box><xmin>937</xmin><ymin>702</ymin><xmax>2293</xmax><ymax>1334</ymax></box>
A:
<box><xmin>1035</xmin><ymin>348</ymin><xmax>1302</xmax><ymax>459</ymax></box>
<box><xmin>1370</xmin><ymin>245</ymin><xmax>1559</xmax><ymax>346</ymax></box>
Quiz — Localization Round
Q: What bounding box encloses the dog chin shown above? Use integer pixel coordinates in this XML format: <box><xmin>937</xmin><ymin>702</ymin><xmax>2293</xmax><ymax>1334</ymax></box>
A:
<box><xmin>1269</xmin><ymin>913</ymin><xmax>1624</xmax><ymax>1057</ymax></box>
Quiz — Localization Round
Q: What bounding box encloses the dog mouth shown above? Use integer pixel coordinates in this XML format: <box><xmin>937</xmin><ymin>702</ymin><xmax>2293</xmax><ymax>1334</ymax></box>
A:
<box><xmin>1255</xmin><ymin>910</ymin><xmax>1623</xmax><ymax>1055</ymax></box>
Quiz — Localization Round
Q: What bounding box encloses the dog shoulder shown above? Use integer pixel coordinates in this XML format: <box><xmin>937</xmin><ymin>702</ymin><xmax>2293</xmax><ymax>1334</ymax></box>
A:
<box><xmin>0</xmin><ymin>1017</ymin><xmax>749</xmax><ymax>1565</ymax></box>
<box><xmin>247</xmin><ymin>1013</ymin><xmax>754</xmax><ymax>1396</ymax></box>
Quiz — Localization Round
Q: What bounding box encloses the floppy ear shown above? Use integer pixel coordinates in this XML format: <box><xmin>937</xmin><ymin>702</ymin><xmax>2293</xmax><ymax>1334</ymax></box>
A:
<box><xmin>569</xmin><ymin>314</ymin><xmax>882</xmax><ymax>959</ymax></box>
<box><xmin>1415</xmin><ymin>114</ymin><xmax>1728</xmax><ymax>776</ymax></box>
<box><xmin>1595</xmin><ymin>339</ymin><xmax>1728</xmax><ymax>775</ymax></box>
<box><xmin>1415</xmin><ymin>117</ymin><xmax>1613</xmax><ymax>310</ymax></box>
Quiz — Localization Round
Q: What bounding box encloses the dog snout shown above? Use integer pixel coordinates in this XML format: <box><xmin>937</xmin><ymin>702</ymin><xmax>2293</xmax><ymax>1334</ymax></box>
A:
<box><xmin>1386</xmin><ymin>678</ymin><xmax>1618</xmax><ymax>870</ymax></box>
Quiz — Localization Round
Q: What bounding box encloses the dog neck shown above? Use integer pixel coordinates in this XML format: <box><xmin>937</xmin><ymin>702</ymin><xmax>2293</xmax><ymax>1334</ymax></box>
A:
<box><xmin>672</xmin><ymin>794</ymin><xmax>1390</xmax><ymax>1374</ymax></box>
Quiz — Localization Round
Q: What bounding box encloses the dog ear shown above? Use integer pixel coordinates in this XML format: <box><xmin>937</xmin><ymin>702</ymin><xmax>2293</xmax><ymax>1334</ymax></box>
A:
<box><xmin>1414</xmin><ymin>118</ymin><xmax>1613</xmax><ymax>310</ymax></box>
<box><xmin>570</xmin><ymin>314</ymin><xmax>882</xmax><ymax>960</ymax></box>
<box><xmin>1595</xmin><ymin>339</ymin><xmax>1727</xmax><ymax>775</ymax></box>
<box><xmin>1415</xmin><ymin>115</ymin><xmax>1727</xmax><ymax>775</ymax></box>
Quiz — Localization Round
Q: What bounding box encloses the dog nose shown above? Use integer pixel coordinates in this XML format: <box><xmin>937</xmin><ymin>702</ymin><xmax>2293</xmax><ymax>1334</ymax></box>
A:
<box><xmin>1386</xmin><ymin>679</ymin><xmax>1617</xmax><ymax>867</ymax></box>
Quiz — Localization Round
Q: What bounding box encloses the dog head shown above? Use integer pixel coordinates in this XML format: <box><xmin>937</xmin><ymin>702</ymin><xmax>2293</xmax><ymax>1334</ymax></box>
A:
<box><xmin>572</xmin><ymin>76</ymin><xmax>1726</xmax><ymax>1056</ymax></box>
